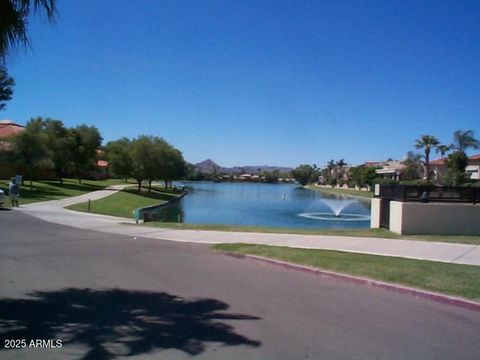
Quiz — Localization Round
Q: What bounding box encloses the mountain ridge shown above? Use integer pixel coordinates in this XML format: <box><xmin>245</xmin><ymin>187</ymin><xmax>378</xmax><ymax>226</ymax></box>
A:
<box><xmin>194</xmin><ymin>159</ymin><xmax>293</xmax><ymax>174</ymax></box>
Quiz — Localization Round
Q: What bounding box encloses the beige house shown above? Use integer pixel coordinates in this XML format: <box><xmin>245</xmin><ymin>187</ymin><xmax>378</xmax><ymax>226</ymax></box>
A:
<box><xmin>430</xmin><ymin>154</ymin><xmax>480</xmax><ymax>183</ymax></box>
<box><xmin>373</xmin><ymin>161</ymin><xmax>404</xmax><ymax>181</ymax></box>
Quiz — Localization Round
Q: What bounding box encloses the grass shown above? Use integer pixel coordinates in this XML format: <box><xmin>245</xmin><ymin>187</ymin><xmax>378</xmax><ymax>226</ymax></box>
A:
<box><xmin>0</xmin><ymin>178</ymin><xmax>129</xmax><ymax>205</ymax></box>
<box><xmin>305</xmin><ymin>185</ymin><xmax>374</xmax><ymax>199</ymax></box>
<box><xmin>140</xmin><ymin>222</ymin><xmax>480</xmax><ymax>245</ymax></box>
<box><xmin>67</xmin><ymin>187</ymin><xmax>182</xmax><ymax>218</ymax></box>
<box><xmin>213</xmin><ymin>243</ymin><xmax>480</xmax><ymax>302</ymax></box>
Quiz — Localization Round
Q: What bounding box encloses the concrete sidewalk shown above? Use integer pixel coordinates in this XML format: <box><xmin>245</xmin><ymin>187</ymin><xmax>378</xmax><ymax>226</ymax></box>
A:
<box><xmin>16</xmin><ymin>186</ymin><xmax>480</xmax><ymax>266</ymax></box>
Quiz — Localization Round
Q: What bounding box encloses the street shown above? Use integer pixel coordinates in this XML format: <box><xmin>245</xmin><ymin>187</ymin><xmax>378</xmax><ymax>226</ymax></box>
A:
<box><xmin>1</xmin><ymin>210</ymin><xmax>480</xmax><ymax>359</ymax></box>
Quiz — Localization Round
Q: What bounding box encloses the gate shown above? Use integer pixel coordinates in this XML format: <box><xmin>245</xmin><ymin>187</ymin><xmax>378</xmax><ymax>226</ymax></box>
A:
<box><xmin>379</xmin><ymin>199</ymin><xmax>390</xmax><ymax>229</ymax></box>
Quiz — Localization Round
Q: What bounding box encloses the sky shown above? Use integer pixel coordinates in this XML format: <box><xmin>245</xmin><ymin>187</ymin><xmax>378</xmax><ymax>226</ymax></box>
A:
<box><xmin>3</xmin><ymin>0</ymin><xmax>480</xmax><ymax>167</ymax></box>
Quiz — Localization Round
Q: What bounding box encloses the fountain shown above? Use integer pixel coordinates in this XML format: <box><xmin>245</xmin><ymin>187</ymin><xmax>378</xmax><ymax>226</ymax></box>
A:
<box><xmin>297</xmin><ymin>198</ymin><xmax>370</xmax><ymax>222</ymax></box>
<box><xmin>321</xmin><ymin>199</ymin><xmax>353</xmax><ymax>217</ymax></box>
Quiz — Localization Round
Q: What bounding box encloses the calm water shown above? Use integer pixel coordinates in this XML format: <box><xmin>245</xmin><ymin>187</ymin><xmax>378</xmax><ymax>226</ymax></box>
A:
<box><xmin>153</xmin><ymin>182</ymin><xmax>371</xmax><ymax>229</ymax></box>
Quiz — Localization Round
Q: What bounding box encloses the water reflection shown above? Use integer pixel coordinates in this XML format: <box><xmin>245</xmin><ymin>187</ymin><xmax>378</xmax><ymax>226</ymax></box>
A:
<box><xmin>151</xmin><ymin>182</ymin><xmax>371</xmax><ymax>229</ymax></box>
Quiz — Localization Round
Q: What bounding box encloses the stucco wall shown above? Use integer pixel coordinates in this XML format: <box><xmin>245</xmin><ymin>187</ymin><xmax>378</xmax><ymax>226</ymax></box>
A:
<box><xmin>370</xmin><ymin>198</ymin><xmax>381</xmax><ymax>228</ymax></box>
<box><xmin>389</xmin><ymin>201</ymin><xmax>480</xmax><ymax>235</ymax></box>
<box><xmin>389</xmin><ymin>201</ymin><xmax>403</xmax><ymax>234</ymax></box>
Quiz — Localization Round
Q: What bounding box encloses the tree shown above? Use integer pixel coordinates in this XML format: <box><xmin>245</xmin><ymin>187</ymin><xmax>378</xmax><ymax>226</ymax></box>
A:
<box><xmin>445</xmin><ymin>130</ymin><xmax>479</xmax><ymax>185</ymax></box>
<box><xmin>335</xmin><ymin>159</ymin><xmax>347</xmax><ymax>184</ymax></box>
<box><xmin>435</xmin><ymin>144</ymin><xmax>451</xmax><ymax>158</ymax></box>
<box><xmin>68</xmin><ymin>125</ymin><xmax>102</xmax><ymax>183</ymax></box>
<box><xmin>152</xmin><ymin>137</ymin><xmax>187</xmax><ymax>189</ymax></box>
<box><xmin>131</xmin><ymin>136</ymin><xmax>160</xmax><ymax>192</ymax></box>
<box><xmin>348</xmin><ymin>165</ymin><xmax>377</xmax><ymax>188</ymax></box>
<box><xmin>415</xmin><ymin>134</ymin><xmax>439</xmax><ymax>181</ymax></box>
<box><xmin>401</xmin><ymin>152</ymin><xmax>423</xmax><ymax>181</ymax></box>
<box><xmin>130</xmin><ymin>135</ymin><xmax>186</xmax><ymax>192</ymax></box>
<box><xmin>262</xmin><ymin>170</ymin><xmax>280</xmax><ymax>184</ymax></box>
<box><xmin>43</xmin><ymin>118</ymin><xmax>73</xmax><ymax>184</ymax></box>
<box><xmin>451</xmin><ymin>130</ymin><xmax>479</xmax><ymax>153</ymax></box>
<box><xmin>106</xmin><ymin>138</ymin><xmax>133</xmax><ymax>182</ymax></box>
<box><xmin>445</xmin><ymin>151</ymin><xmax>469</xmax><ymax>186</ymax></box>
<box><xmin>9</xmin><ymin>117</ymin><xmax>51</xmax><ymax>190</ymax></box>
<box><xmin>0</xmin><ymin>0</ymin><xmax>56</xmax><ymax>61</ymax></box>
<box><xmin>292</xmin><ymin>164</ymin><xmax>316</xmax><ymax>186</ymax></box>
<box><xmin>0</xmin><ymin>65</ymin><xmax>14</xmax><ymax>110</ymax></box>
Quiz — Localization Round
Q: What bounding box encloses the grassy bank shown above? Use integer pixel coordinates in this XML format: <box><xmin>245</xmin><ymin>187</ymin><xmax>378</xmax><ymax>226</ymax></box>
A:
<box><xmin>213</xmin><ymin>243</ymin><xmax>480</xmax><ymax>302</ymax></box>
<box><xmin>0</xmin><ymin>178</ymin><xmax>128</xmax><ymax>205</ymax></box>
<box><xmin>305</xmin><ymin>185</ymin><xmax>373</xmax><ymax>199</ymax></box>
<box><xmin>140</xmin><ymin>222</ymin><xmax>480</xmax><ymax>245</ymax></box>
<box><xmin>67</xmin><ymin>187</ymin><xmax>183</xmax><ymax>218</ymax></box>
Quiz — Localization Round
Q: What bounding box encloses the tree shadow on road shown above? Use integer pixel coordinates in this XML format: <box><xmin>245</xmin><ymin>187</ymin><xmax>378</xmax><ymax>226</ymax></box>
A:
<box><xmin>0</xmin><ymin>288</ymin><xmax>261</xmax><ymax>359</ymax></box>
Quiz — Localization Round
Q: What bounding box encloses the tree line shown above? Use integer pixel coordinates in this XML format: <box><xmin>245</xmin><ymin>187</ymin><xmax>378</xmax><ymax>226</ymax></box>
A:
<box><xmin>3</xmin><ymin>117</ymin><xmax>187</xmax><ymax>191</ymax></box>
<box><xmin>291</xmin><ymin>129</ymin><xmax>479</xmax><ymax>188</ymax></box>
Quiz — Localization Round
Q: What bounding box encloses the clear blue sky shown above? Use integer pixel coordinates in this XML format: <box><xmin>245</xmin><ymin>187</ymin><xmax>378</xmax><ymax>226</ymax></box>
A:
<box><xmin>3</xmin><ymin>0</ymin><xmax>480</xmax><ymax>167</ymax></box>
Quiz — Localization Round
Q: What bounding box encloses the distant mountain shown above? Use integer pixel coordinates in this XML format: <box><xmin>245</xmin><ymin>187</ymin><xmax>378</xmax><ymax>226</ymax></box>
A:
<box><xmin>194</xmin><ymin>159</ymin><xmax>222</xmax><ymax>174</ymax></box>
<box><xmin>194</xmin><ymin>159</ymin><xmax>292</xmax><ymax>174</ymax></box>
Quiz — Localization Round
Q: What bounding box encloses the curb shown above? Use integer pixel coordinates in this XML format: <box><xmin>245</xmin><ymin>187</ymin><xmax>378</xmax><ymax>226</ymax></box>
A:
<box><xmin>221</xmin><ymin>252</ymin><xmax>480</xmax><ymax>312</ymax></box>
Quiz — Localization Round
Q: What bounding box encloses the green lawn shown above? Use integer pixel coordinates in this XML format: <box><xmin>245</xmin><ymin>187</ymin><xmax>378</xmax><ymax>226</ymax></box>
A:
<box><xmin>0</xmin><ymin>178</ymin><xmax>129</xmax><ymax>205</ymax></box>
<box><xmin>305</xmin><ymin>185</ymin><xmax>374</xmax><ymax>199</ymax></box>
<box><xmin>140</xmin><ymin>222</ymin><xmax>480</xmax><ymax>245</ymax></box>
<box><xmin>67</xmin><ymin>187</ymin><xmax>182</xmax><ymax>218</ymax></box>
<box><xmin>213</xmin><ymin>243</ymin><xmax>480</xmax><ymax>302</ymax></box>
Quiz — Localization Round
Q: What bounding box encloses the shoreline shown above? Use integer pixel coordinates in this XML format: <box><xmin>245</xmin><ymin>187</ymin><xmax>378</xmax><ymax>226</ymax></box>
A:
<box><xmin>304</xmin><ymin>185</ymin><xmax>372</xmax><ymax>202</ymax></box>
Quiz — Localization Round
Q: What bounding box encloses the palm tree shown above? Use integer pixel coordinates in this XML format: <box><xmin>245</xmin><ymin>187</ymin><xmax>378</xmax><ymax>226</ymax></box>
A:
<box><xmin>335</xmin><ymin>159</ymin><xmax>347</xmax><ymax>183</ymax></box>
<box><xmin>415</xmin><ymin>134</ymin><xmax>439</xmax><ymax>180</ymax></box>
<box><xmin>326</xmin><ymin>159</ymin><xmax>335</xmax><ymax>170</ymax></box>
<box><xmin>0</xmin><ymin>65</ymin><xmax>14</xmax><ymax>110</ymax></box>
<box><xmin>436</xmin><ymin>144</ymin><xmax>451</xmax><ymax>158</ymax></box>
<box><xmin>0</xmin><ymin>0</ymin><xmax>56</xmax><ymax>61</ymax></box>
<box><xmin>452</xmin><ymin>130</ymin><xmax>479</xmax><ymax>153</ymax></box>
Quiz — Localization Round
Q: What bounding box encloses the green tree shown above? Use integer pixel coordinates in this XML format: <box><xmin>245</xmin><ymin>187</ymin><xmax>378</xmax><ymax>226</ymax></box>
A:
<box><xmin>415</xmin><ymin>134</ymin><xmax>439</xmax><ymax>181</ymax></box>
<box><xmin>445</xmin><ymin>151</ymin><xmax>469</xmax><ymax>186</ymax></box>
<box><xmin>401</xmin><ymin>152</ymin><xmax>422</xmax><ymax>181</ymax></box>
<box><xmin>131</xmin><ymin>136</ymin><xmax>159</xmax><ymax>192</ymax></box>
<box><xmin>435</xmin><ymin>144</ymin><xmax>451</xmax><ymax>159</ymax></box>
<box><xmin>262</xmin><ymin>170</ymin><xmax>280</xmax><ymax>184</ymax></box>
<box><xmin>153</xmin><ymin>137</ymin><xmax>187</xmax><ymax>189</ymax></box>
<box><xmin>68</xmin><ymin>125</ymin><xmax>102</xmax><ymax>183</ymax></box>
<box><xmin>106</xmin><ymin>137</ymin><xmax>133</xmax><ymax>182</ymax></box>
<box><xmin>0</xmin><ymin>0</ymin><xmax>56</xmax><ymax>60</ymax></box>
<box><xmin>451</xmin><ymin>130</ymin><xmax>479</xmax><ymax>153</ymax></box>
<box><xmin>445</xmin><ymin>130</ymin><xmax>479</xmax><ymax>185</ymax></box>
<box><xmin>10</xmin><ymin>117</ymin><xmax>51</xmax><ymax>190</ymax></box>
<box><xmin>43</xmin><ymin>118</ymin><xmax>73</xmax><ymax>184</ymax></box>
<box><xmin>0</xmin><ymin>65</ymin><xmax>14</xmax><ymax>110</ymax></box>
<box><xmin>292</xmin><ymin>164</ymin><xmax>316</xmax><ymax>186</ymax></box>
<box><xmin>348</xmin><ymin>165</ymin><xmax>377</xmax><ymax>187</ymax></box>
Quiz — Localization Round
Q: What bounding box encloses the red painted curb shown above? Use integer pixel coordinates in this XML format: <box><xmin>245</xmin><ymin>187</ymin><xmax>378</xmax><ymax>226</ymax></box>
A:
<box><xmin>221</xmin><ymin>252</ymin><xmax>480</xmax><ymax>312</ymax></box>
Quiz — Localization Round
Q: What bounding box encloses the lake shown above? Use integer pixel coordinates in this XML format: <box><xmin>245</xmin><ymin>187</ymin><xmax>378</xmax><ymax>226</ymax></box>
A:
<box><xmin>152</xmin><ymin>182</ymin><xmax>371</xmax><ymax>229</ymax></box>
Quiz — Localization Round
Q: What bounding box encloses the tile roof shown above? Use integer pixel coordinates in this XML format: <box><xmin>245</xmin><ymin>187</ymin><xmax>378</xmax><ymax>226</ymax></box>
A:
<box><xmin>0</xmin><ymin>120</ymin><xmax>24</xmax><ymax>138</ymax></box>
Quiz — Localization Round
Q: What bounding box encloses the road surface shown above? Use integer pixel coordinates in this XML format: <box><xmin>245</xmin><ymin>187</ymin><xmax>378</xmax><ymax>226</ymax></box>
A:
<box><xmin>1</xmin><ymin>210</ymin><xmax>479</xmax><ymax>359</ymax></box>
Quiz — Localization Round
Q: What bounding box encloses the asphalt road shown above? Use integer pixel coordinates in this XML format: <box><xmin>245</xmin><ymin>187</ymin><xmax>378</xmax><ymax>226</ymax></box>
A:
<box><xmin>1</xmin><ymin>210</ymin><xmax>480</xmax><ymax>360</ymax></box>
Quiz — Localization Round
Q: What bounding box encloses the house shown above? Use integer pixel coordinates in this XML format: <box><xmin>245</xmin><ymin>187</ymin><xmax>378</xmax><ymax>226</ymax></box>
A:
<box><xmin>466</xmin><ymin>154</ymin><xmax>480</xmax><ymax>181</ymax></box>
<box><xmin>429</xmin><ymin>157</ymin><xmax>448</xmax><ymax>183</ymax></box>
<box><xmin>0</xmin><ymin>120</ymin><xmax>26</xmax><ymax>178</ymax></box>
<box><xmin>365</xmin><ymin>160</ymin><xmax>404</xmax><ymax>181</ymax></box>
<box><xmin>430</xmin><ymin>154</ymin><xmax>480</xmax><ymax>183</ymax></box>
<box><xmin>0</xmin><ymin>119</ymin><xmax>25</xmax><ymax>150</ymax></box>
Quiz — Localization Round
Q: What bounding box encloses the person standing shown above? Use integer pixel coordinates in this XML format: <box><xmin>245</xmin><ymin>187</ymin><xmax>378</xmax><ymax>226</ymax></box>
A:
<box><xmin>9</xmin><ymin>177</ymin><xmax>19</xmax><ymax>207</ymax></box>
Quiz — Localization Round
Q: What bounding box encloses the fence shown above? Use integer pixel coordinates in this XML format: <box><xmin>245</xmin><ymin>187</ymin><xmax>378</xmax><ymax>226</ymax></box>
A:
<box><xmin>375</xmin><ymin>185</ymin><xmax>479</xmax><ymax>204</ymax></box>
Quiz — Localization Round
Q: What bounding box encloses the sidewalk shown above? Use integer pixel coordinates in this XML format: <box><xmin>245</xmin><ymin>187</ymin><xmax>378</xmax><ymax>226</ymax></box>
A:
<box><xmin>17</xmin><ymin>187</ymin><xmax>480</xmax><ymax>266</ymax></box>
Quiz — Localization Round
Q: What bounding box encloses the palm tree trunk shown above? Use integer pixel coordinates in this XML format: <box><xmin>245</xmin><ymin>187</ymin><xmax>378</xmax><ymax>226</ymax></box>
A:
<box><xmin>425</xmin><ymin>151</ymin><xmax>430</xmax><ymax>181</ymax></box>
